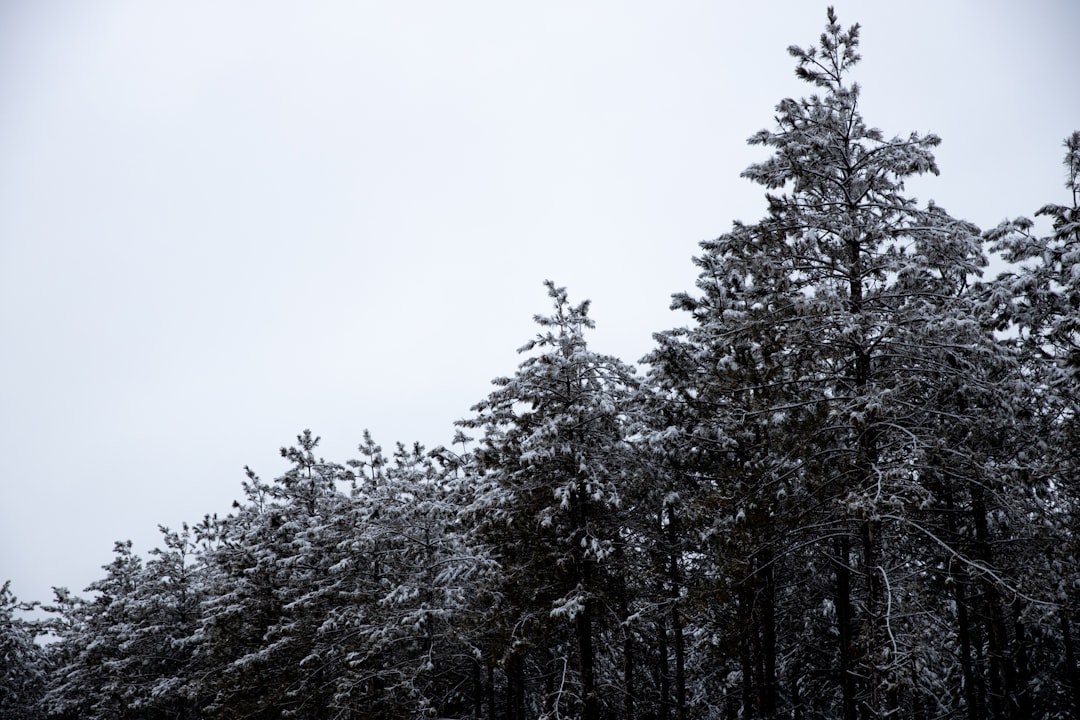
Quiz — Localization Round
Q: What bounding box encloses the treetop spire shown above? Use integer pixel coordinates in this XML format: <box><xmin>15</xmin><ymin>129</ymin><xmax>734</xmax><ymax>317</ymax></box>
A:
<box><xmin>787</xmin><ymin>6</ymin><xmax>861</xmax><ymax>90</ymax></box>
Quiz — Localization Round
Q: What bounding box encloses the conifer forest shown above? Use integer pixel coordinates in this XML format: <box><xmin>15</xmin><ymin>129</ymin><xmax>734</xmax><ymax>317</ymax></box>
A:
<box><xmin>5</xmin><ymin>9</ymin><xmax>1080</xmax><ymax>720</ymax></box>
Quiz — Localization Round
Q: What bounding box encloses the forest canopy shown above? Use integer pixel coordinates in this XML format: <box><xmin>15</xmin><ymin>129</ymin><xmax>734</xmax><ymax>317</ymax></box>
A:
<box><xmin>4</xmin><ymin>8</ymin><xmax>1079</xmax><ymax>720</ymax></box>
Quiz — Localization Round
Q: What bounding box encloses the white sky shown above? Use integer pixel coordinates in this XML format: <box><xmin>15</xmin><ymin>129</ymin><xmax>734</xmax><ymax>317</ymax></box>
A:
<box><xmin>1</xmin><ymin>1</ymin><xmax>1077</xmax><ymax>606</ymax></box>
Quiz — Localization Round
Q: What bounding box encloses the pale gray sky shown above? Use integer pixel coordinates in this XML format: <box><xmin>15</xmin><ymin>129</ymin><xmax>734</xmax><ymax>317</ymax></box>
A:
<box><xmin>2</xmin><ymin>1</ymin><xmax>1077</xmax><ymax>606</ymax></box>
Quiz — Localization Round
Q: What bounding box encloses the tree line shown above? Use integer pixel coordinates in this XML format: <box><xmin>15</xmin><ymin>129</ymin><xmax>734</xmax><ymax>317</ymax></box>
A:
<box><xmin>4</xmin><ymin>9</ymin><xmax>1079</xmax><ymax>719</ymax></box>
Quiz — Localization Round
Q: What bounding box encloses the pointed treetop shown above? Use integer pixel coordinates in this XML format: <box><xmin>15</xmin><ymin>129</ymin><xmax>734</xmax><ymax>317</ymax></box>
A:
<box><xmin>518</xmin><ymin>280</ymin><xmax>595</xmax><ymax>355</ymax></box>
<box><xmin>1063</xmin><ymin>131</ymin><xmax>1080</xmax><ymax>204</ymax></box>
<box><xmin>787</xmin><ymin>6</ymin><xmax>861</xmax><ymax>90</ymax></box>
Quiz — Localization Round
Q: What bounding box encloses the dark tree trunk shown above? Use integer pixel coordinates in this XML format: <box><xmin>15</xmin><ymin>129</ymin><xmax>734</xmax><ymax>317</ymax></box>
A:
<box><xmin>572</xmin><ymin>484</ymin><xmax>599</xmax><ymax>720</ymax></box>
<box><xmin>953</xmin><ymin>561</ymin><xmax>982</xmax><ymax>720</ymax></box>
<box><xmin>506</xmin><ymin>651</ymin><xmax>525</xmax><ymax>720</ymax></box>
<box><xmin>790</xmin><ymin>662</ymin><xmax>803</xmax><ymax>720</ymax></box>
<box><xmin>972</xmin><ymin>489</ymin><xmax>1012</xmax><ymax>720</ymax></box>
<box><xmin>861</xmin><ymin>516</ymin><xmax>894</xmax><ymax>717</ymax></box>
<box><xmin>739</xmin><ymin>548</ymin><xmax>777</xmax><ymax>720</ymax></box>
<box><xmin>836</xmin><ymin>534</ymin><xmax>858</xmax><ymax>720</ymax></box>
<box><xmin>911</xmin><ymin>658</ymin><xmax>927</xmax><ymax>720</ymax></box>
<box><xmin>617</xmin><ymin>560</ymin><xmax>636</xmax><ymax>720</ymax></box>
<box><xmin>760</xmin><ymin>550</ymin><xmax>777</xmax><ymax>717</ymax></box>
<box><xmin>486</xmin><ymin>653</ymin><xmax>495</xmax><ymax>720</ymax></box>
<box><xmin>658</xmin><ymin>608</ymin><xmax>670</xmax><ymax>720</ymax></box>
<box><xmin>944</xmin><ymin>484</ymin><xmax>982</xmax><ymax>720</ymax></box>
<box><xmin>1061</xmin><ymin>610</ymin><xmax>1080</xmax><ymax>720</ymax></box>
<box><xmin>985</xmin><ymin>592</ymin><xmax>1010</xmax><ymax>720</ymax></box>
<box><xmin>739</xmin><ymin>582</ymin><xmax>755</xmax><ymax>718</ymax></box>
<box><xmin>471</xmin><ymin>655</ymin><xmax>482</xmax><ymax>719</ymax></box>
<box><xmin>544</xmin><ymin>649</ymin><xmax>557</xmax><ymax>718</ymax></box>
<box><xmin>669</xmin><ymin>552</ymin><xmax>687</xmax><ymax>720</ymax></box>
<box><xmin>578</xmin><ymin>603</ymin><xmax>599</xmax><ymax>720</ymax></box>
<box><xmin>1011</xmin><ymin>601</ymin><xmax>1032</xmax><ymax>720</ymax></box>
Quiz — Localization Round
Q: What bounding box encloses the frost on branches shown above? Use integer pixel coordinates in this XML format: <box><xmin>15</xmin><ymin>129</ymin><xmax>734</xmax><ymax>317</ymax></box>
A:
<box><xmin>15</xmin><ymin>8</ymin><xmax>1080</xmax><ymax>720</ymax></box>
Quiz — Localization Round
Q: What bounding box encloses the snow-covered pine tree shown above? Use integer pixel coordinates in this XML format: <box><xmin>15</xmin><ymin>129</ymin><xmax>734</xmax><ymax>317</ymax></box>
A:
<box><xmin>622</xmin><ymin>381</ymin><xmax>710</xmax><ymax>720</ymax></box>
<box><xmin>64</xmin><ymin>526</ymin><xmax>207</xmax><ymax>720</ymax></box>
<box><xmin>461</xmin><ymin>281</ymin><xmax>639</xmax><ymax>720</ymax></box>
<box><xmin>0</xmin><ymin>581</ymin><xmax>46</xmax><ymax>720</ymax></box>
<box><xmin>131</xmin><ymin>524</ymin><xmax>205</xmax><ymax>720</ymax></box>
<box><xmin>42</xmin><ymin>541</ymin><xmax>143</xmax><ymax>720</ymax></box>
<box><xmin>196</xmin><ymin>431</ymin><xmax>351</xmax><ymax>719</ymax></box>
<box><xmin>985</xmin><ymin>131</ymin><xmax>1080</xmax><ymax>718</ymax></box>
<box><xmin>987</xmin><ymin>132</ymin><xmax>1080</xmax><ymax>376</ymax></box>
<box><xmin>44</xmin><ymin>532</ymin><xmax>205</xmax><ymax>720</ymax></box>
<box><xmin>330</xmin><ymin>439</ymin><xmax>482</xmax><ymax>718</ymax></box>
<box><xmin>648</xmin><ymin>8</ymin><xmax>1026</xmax><ymax>718</ymax></box>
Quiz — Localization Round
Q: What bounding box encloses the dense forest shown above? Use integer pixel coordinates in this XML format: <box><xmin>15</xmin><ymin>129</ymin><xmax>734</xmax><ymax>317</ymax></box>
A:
<box><xmin>3</xmin><ymin>9</ymin><xmax>1079</xmax><ymax>719</ymax></box>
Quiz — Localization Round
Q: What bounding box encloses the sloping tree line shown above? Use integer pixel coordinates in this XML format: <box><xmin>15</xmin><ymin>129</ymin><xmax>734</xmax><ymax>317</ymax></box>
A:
<box><xmin>3</xmin><ymin>9</ymin><xmax>1079</xmax><ymax>719</ymax></box>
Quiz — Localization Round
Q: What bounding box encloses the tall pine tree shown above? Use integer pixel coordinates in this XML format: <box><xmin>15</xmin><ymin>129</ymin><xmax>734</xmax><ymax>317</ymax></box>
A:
<box><xmin>648</xmin><ymin>8</ymin><xmax>1028</xmax><ymax>718</ymax></box>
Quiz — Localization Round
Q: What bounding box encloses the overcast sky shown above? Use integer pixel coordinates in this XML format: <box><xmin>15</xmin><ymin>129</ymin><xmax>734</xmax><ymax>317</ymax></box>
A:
<box><xmin>2</xmin><ymin>1</ymin><xmax>1077</xmax><ymax>607</ymax></box>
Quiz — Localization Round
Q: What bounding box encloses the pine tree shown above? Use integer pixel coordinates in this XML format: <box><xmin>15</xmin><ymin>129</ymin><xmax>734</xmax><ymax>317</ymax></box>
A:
<box><xmin>197</xmin><ymin>430</ymin><xmax>350</xmax><ymax>719</ymax></box>
<box><xmin>97</xmin><ymin>526</ymin><xmax>205</xmax><ymax>720</ymax></box>
<box><xmin>330</xmin><ymin>439</ymin><xmax>482</xmax><ymax>718</ymax></box>
<box><xmin>985</xmin><ymin>131</ymin><xmax>1080</xmax><ymax>719</ymax></box>
<box><xmin>43</xmin><ymin>541</ymin><xmax>144</xmax><ymax>720</ymax></box>
<box><xmin>648</xmin><ymin>8</ymin><xmax>1027</xmax><ymax>718</ymax></box>
<box><xmin>461</xmin><ymin>281</ymin><xmax>639</xmax><ymax>720</ymax></box>
<box><xmin>0</xmin><ymin>581</ymin><xmax>46</xmax><ymax>720</ymax></box>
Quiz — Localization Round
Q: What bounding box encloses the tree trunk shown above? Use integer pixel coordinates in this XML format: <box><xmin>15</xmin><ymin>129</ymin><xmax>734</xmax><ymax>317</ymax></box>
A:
<box><xmin>471</xmin><ymin>655</ymin><xmax>482</xmax><ymax>719</ymax></box>
<box><xmin>790</xmin><ymin>661</ymin><xmax>804</xmax><ymax>720</ymax></box>
<box><xmin>836</xmin><ymin>535</ymin><xmax>858</xmax><ymax>720</ymax></box>
<box><xmin>1011</xmin><ymin>601</ymin><xmax>1033</xmax><ymax>720</ymax></box>
<box><xmin>984</xmin><ymin>593</ymin><xmax>1010</xmax><ymax>720</ymax></box>
<box><xmin>972</xmin><ymin>489</ymin><xmax>1012</xmax><ymax>720</ymax></box>
<box><xmin>658</xmin><ymin>608</ymin><xmax>670</xmax><ymax>720</ymax></box>
<box><xmin>506</xmin><ymin>651</ymin><xmax>525</xmax><ymax>720</ymax></box>
<box><xmin>669</xmin><ymin>548</ymin><xmax>687</xmax><ymax>720</ymax></box>
<box><xmin>953</xmin><ymin>561</ymin><xmax>982</xmax><ymax>720</ymax></box>
<box><xmin>573</xmin><ymin>484</ymin><xmax>599</xmax><ymax>720</ymax></box>
<box><xmin>1061</xmin><ymin>610</ymin><xmax>1080</xmax><ymax>720</ymax></box>
<box><xmin>486</xmin><ymin>653</ymin><xmax>495</xmax><ymax>720</ymax></box>
<box><xmin>944</xmin><ymin>485</ymin><xmax>983</xmax><ymax>720</ymax></box>
<box><xmin>910</xmin><ymin>658</ymin><xmax>927</xmax><ymax>720</ymax></box>
<box><xmin>760</xmin><ymin>549</ymin><xmax>777</xmax><ymax>717</ymax></box>
<box><xmin>617</xmin><ymin>557</ymin><xmax>636</xmax><ymax>720</ymax></box>
<box><xmin>739</xmin><ymin>582</ymin><xmax>755</xmax><ymax>718</ymax></box>
<box><xmin>739</xmin><ymin>549</ymin><xmax>777</xmax><ymax>720</ymax></box>
<box><xmin>578</xmin><ymin>603</ymin><xmax>599</xmax><ymax>720</ymax></box>
<box><xmin>861</xmin><ymin>517</ymin><xmax>890</xmax><ymax>717</ymax></box>
<box><xmin>544</xmin><ymin>649</ymin><xmax>557</xmax><ymax>718</ymax></box>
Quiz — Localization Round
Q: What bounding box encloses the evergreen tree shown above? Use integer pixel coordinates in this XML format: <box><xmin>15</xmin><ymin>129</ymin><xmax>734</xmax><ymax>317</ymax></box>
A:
<box><xmin>99</xmin><ymin>526</ymin><xmax>205</xmax><ymax>720</ymax></box>
<box><xmin>461</xmin><ymin>281</ymin><xmax>639</xmax><ymax>720</ymax></box>
<box><xmin>192</xmin><ymin>430</ymin><xmax>484</xmax><ymax>719</ymax></box>
<box><xmin>647</xmin><ymin>8</ymin><xmax>1032</xmax><ymax>718</ymax></box>
<box><xmin>329</xmin><ymin>439</ymin><xmax>483</xmax><ymax>718</ymax></box>
<box><xmin>985</xmin><ymin>131</ymin><xmax>1080</xmax><ymax>719</ymax></box>
<box><xmin>0</xmin><ymin>581</ymin><xmax>46</xmax><ymax>720</ymax></box>
<box><xmin>14</xmin><ymin>12</ymin><xmax>1076</xmax><ymax>720</ymax></box>
<box><xmin>43</xmin><ymin>541</ymin><xmax>144</xmax><ymax>720</ymax></box>
<box><xmin>197</xmin><ymin>431</ymin><xmax>350</xmax><ymax>719</ymax></box>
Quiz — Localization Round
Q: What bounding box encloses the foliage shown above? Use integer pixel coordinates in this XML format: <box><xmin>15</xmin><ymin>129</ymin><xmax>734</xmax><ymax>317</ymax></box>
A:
<box><xmin>0</xmin><ymin>581</ymin><xmax>46</xmax><ymax>720</ymax></box>
<box><xmin>13</xmin><ymin>10</ymin><xmax>1080</xmax><ymax>720</ymax></box>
